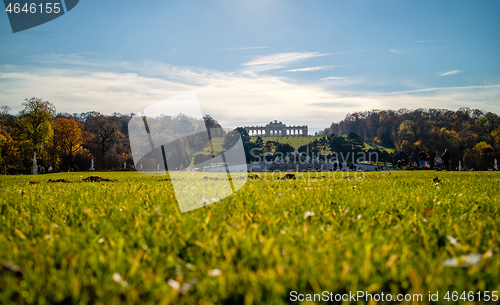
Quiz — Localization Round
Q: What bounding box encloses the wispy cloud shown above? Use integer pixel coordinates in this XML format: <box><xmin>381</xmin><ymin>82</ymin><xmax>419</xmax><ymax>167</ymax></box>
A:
<box><xmin>0</xmin><ymin>58</ymin><xmax>348</xmax><ymax>128</ymax></box>
<box><xmin>2</xmin><ymin>55</ymin><xmax>499</xmax><ymax>129</ymax></box>
<box><xmin>389</xmin><ymin>49</ymin><xmax>405</xmax><ymax>54</ymax></box>
<box><xmin>320</xmin><ymin>76</ymin><xmax>346</xmax><ymax>81</ymax></box>
<box><xmin>330</xmin><ymin>48</ymin><xmax>378</xmax><ymax>55</ymax></box>
<box><xmin>439</xmin><ymin>70</ymin><xmax>460</xmax><ymax>76</ymax></box>
<box><xmin>390</xmin><ymin>46</ymin><xmax>444</xmax><ymax>55</ymax></box>
<box><xmin>221</xmin><ymin>46</ymin><xmax>268</xmax><ymax>51</ymax></box>
<box><xmin>283</xmin><ymin>65</ymin><xmax>339</xmax><ymax>73</ymax></box>
<box><xmin>242</xmin><ymin>52</ymin><xmax>331</xmax><ymax>71</ymax></box>
<box><xmin>385</xmin><ymin>84</ymin><xmax>500</xmax><ymax>95</ymax></box>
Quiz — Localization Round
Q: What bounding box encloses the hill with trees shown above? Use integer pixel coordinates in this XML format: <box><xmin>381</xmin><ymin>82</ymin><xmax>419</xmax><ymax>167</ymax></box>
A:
<box><xmin>1</xmin><ymin>98</ymin><xmax>498</xmax><ymax>172</ymax></box>
<box><xmin>0</xmin><ymin>98</ymin><xmax>227</xmax><ymax>173</ymax></box>
<box><xmin>1</xmin><ymin>98</ymin><xmax>133</xmax><ymax>173</ymax></box>
<box><xmin>328</xmin><ymin>108</ymin><xmax>500</xmax><ymax>170</ymax></box>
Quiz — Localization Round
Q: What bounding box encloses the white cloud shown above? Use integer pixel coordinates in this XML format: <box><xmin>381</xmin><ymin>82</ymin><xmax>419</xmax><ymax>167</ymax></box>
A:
<box><xmin>0</xmin><ymin>63</ymin><xmax>354</xmax><ymax>128</ymax></box>
<box><xmin>390</xmin><ymin>47</ymin><xmax>445</xmax><ymax>55</ymax></box>
<box><xmin>385</xmin><ymin>84</ymin><xmax>500</xmax><ymax>95</ymax></box>
<box><xmin>372</xmin><ymin>86</ymin><xmax>500</xmax><ymax>112</ymax></box>
<box><xmin>389</xmin><ymin>49</ymin><xmax>405</xmax><ymax>54</ymax></box>
<box><xmin>0</xmin><ymin>56</ymin><xmax>498</xmax><ymax>129</ymax></box>
<box><xmin>321</xmin><ymin>76</ymin><xmax>346</xmax><ymax>81</ymax></box>
<box><xmin>283</xmin><ymin>65</ymin><xmax>338</xmax><ymax>73</ymax></box>
<box><xmin>242</xmin><ymin>52</ymin><xmax>331</xmax><ymax>71</ymax></box>
<box><xmin>439</xmin><ymin>70</ymin><xmax>460</xmax><ymax>76</ymax></box>
<box><xmin>330</xmin><ymin>48</ymin><xmax>378</xmax><ymax>55</ymax></box>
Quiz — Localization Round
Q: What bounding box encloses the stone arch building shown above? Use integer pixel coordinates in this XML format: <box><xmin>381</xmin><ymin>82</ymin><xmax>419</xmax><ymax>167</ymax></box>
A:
<box><xmin>244</xmin><ymin>120</ymin><xmax>308</xmax><ymax>137</ymax></box>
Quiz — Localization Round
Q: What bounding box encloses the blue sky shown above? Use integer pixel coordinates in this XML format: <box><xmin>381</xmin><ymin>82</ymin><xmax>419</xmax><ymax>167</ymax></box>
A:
<box><xmin>1</xmin><ymin>0</ymin><xmax>499</xmax><ymax>131</ymax></box>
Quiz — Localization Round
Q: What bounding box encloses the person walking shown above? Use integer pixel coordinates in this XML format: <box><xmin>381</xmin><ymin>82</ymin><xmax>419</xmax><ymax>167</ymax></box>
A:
<box><xmin>441</xmin><ymin>149</ymin><xmax>451</xmax><ymax>171</ymax></box>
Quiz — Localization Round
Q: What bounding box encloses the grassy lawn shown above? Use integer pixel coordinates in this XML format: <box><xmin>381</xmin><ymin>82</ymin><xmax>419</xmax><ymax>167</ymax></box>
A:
<box><xmin>249</xmin><ymin>136</ymin><xmax>323</xmax><ymax>149</ymax></box>
<box><xmin>249</xmin><ymin>136</ymin><xmax>395</xmax><ymax>153</ymax></box>
<box><xmin>194</xmin><ymin>136</ymin><xmax>394</xmax><ymax>157</ymax></box>
<box><xmin>363</xmin><ymin>142</ymin><xmax>395</xmax><ymax>153</ymax></box>
<box><xmin>194</xmin><ymin>136</ymin><xmax>320</xmax><ymax>158</ymax></box>
<box><xmin>1</xmin><ymin>171</ymin><xmax>499</xmax><ymax>304</ymax></box>
<box><xmin>198</xmin><ymin>138</ymin><xmax>225</xmax><ymax>155</ymax></box>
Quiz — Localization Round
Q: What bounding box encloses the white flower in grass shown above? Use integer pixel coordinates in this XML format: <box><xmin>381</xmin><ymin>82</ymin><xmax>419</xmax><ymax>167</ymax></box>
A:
<box><xmin>304</xmin><ymin>211</ymin><xmax>315</xmax><ymax>219</ymax></box>
<box><xmin>112</xmin><ymin>273</ymin><xmax>122</xmax><ymax>282</ymax></box>
<box><xmin>447</xmin><ymin>236</ymin><xmax>461</xmax><ymax>246</ymax></box>
<box><xmin>112</xmin><ymin>272</ymin><xmax>128</xmax><ymax>287</ymax></box>
<box><xmin>180</xmin><ymin>278</ymin><xmax>198</xmax><ymax>294</ymax></box>
<box><xmin>442</xmin><ymin>253</ymin><xmax>482</xmax><ymax>267</ymax></box>
<box><xmin>208</xmin><ymin>269</ymin><xmax>223</xmax><ymax>277</ymax></box>
<box><xmin>168</xmin><ymin>279</ymin><xmax>180</xmax><ymax>291</ymax></box>
<box><xmin>98</xmin><ymin>238</ymin><xmax>105</xmax><ymax>244</ymax></box>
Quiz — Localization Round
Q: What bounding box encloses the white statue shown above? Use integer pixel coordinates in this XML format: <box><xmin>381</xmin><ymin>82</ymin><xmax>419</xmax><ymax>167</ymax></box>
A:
<box><xmin>31</xmin><ymin>152</ymin><xmax>38</xmax><ymax>175</ymax></box>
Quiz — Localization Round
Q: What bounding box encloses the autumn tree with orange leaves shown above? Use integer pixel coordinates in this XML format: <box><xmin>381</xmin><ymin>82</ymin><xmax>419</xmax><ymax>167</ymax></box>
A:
<box><xmin>53</xmin><ymin>117</ymin><xmax>84</xmax><ymax>167</ymax></box>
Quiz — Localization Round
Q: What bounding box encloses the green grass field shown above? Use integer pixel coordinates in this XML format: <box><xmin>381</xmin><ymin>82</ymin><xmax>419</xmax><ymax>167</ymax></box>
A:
<box><xmin>198</xmin><ymin>136</ymin><xmax>325</xmax><ymax>155</ymax></box>
<box><xmin>196</xmin><ymin>136</ymin><xmax>394</xmax><ymax>157</ymax></box>
<box><xmin>1</xmin><ymin>171</ymin><xmax>499</xmax><ymax>304</ymax></box>
<box><xmin>249</xmin><ymin>136</ymin><xmax>322</xmax><ymax>149</ymax></box>
<box><xmin>362</xmin><ymin>142</ymin><xmax>395</xmax><ymax>154</ymax></box>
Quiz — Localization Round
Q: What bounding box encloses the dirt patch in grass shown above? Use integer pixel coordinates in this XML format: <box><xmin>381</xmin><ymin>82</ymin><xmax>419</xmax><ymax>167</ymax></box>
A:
<box><xmin>282</xmin><ymin>173</ymin><xmax>296</xmax><ymax>180</ymax></box>
<box><xmin>47</xmin><ymin>179</ymin><xmax>71</xmax><ymax>183</ymax></box>
<box><xmin>82</xmin><ymin>176</ymin><xmax>114</xmax><ymax>182</ymax></box>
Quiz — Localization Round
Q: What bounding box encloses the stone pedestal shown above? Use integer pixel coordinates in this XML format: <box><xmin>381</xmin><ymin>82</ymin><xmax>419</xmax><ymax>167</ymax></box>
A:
<box><xmin>31</xmin><ymin>166</ymin><xmax>38</xmax><ymax>175</ymax></box>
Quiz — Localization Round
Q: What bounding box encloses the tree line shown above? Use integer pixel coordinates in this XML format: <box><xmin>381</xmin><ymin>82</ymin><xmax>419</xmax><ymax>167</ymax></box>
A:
<box><xmin>326</xmin><ymin>108</ymin><xmax>500</xmax><ymax>170</ymax></box>
<box><xmin>0</xmin><ymin>98</ymin><xmax>133</xmax><ymax>173</ymax></box>
<box><xmin>2</xmin><ymin>98</ymin><xmax>498</xmax><ymax>172</ymax></box>
<box><xmin>0</xmin><ymin>98</ymin><xmax>227</xmax><ymax>173</ymax></box>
